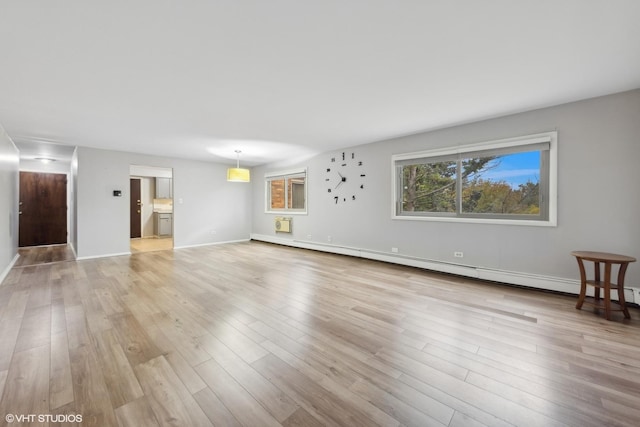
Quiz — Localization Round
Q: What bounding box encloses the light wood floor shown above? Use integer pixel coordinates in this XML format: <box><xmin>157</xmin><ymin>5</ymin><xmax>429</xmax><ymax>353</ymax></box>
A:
<box><xmin>130</xmin><ymin>237</ymin><xmax>173</xmax><ymax>254</ymax></box>
<box><xmin>14</xmin><ymin>244</ymin><xmax>75</xmax><ymax>267</ymax></box>
<box><xmin>1</xmin><ymin>241</ymin><xmax>640</xmax><ymax>427</ymax></box>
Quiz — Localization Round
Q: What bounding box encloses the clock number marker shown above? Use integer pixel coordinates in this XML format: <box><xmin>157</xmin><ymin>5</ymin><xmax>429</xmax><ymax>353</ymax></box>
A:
<box><xmin>331</xmin><ymin>157</ymin><xmax>335</xmax><ymax>162</ymax></box>
<box><xmin>358</xmin><ymin>161</ymin><xmax>362</xmax><ymax>166</ymax></box>
<box><xmin>360</xmin><ymin>184</ymin><xmax>364</xmax><ymax>189</ymax></box>
<box><xmin>352</xmin><ymin>195</ymin><xmax>356</xmax><ymax>200</ymax></box>
<box><xmin>352</xmin><ymin>153</ymin><xmax>355</xmax><ymax>159</ymax></box>
<box><xmin>360</xmin><ymin>174</ymin><xmax>366</xmax><ymax>177</ymax></box>
<box><xmin>327</xmin><ymin>188</ymin><xmax>331</xmax><ymax>193</ymax></box>
<box><xmin>342</xmin><ymin>152</ymin><xmax>345</xmax><ymax>161</ymax></box>
<box><xmin>334</xmin><ymin>196</ymin><xmax>339</xmax><ymax>204</ymax></box>
<box><xmin>326</xmin><ymin>168</ymin><xmax>330</xmax><ymax>172</ymax></box>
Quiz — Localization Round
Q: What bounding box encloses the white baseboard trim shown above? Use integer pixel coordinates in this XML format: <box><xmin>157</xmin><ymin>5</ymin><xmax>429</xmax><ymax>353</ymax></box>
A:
<box><xmin>0</xmin><ymin>253</ymin><xmax>20</xmax><ymax>285</ymax></box>
<box><xmin>174</xmin><ymin>238</ymin><xmax>250</xmax><ymax>250</ymax></box>
<box><xmin>249</xmin><ymin>233</ymin><xmax>637</xmax><ymax>304</ymax></box>
<box><xmin>76</xmin><ymin>251</ymin><xmax>132</xmax><ymax>261</ymax></box>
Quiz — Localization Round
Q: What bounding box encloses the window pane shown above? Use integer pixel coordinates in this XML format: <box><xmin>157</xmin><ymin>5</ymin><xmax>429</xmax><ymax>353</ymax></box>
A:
<box><xmin>270</xmin><ymin>179</ymin><xmax>285</xmax><ymax>209</ymax></box>
<box><xmin>289</xmin><ymin>178</ymin><xmax>305</xmax><ymax>209</ymax></box>
<box><xmin>266</xmin><ymin>170</ymin><xmax>307</xmax><ymax>213</ymax></box>
<box><xmin>392</xmin><ymin>132</ymin><xmax>555</xmax><ymax>223</ymax></box>
<box><xmin>461</xmin><ymin>151</ymin><xmax>540</xmax><ymax>215</ymax></box>
<box><xmin>402</xmin><ymin>161</ymin><xmax>456</xmax><ymax>213</ymax></box>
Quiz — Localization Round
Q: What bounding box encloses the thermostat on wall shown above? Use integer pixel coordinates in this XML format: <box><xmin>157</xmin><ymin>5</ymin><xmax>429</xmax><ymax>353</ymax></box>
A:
<box><xmin>113</xmin><ymin>190</ymin><xmax>122</xmax><ymax>197</ymax></box>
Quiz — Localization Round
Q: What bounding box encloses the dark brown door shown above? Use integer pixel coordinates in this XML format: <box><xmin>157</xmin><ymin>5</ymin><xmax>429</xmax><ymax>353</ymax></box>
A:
<box><xmin>130</xmin><ymin>179</ymin><xmax>142</xmax><ymax>238</ymax></box>
<box><xmin>19</xmin><ymin>172</ymin><xmax>67</xmax><ymax>247</ymax></box>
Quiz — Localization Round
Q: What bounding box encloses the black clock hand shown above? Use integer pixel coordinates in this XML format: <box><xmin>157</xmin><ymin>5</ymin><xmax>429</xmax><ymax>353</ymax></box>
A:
<box><xmin>335</xmin><ymin>172</ymin><xmax>347</xmax><ymax>189</ymax></box>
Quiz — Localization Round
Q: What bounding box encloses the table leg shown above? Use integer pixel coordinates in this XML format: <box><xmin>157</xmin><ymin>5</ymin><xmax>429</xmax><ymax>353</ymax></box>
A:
<box><xmin>617</xmin><ymin>262</ymin><xmax>631</xmax><ymax>319</ymax></box>
<box><xmin>594</xmin><ymin>261</ymin><xmax>601</xmax><ymax>301</ymax></box>
<box><xmin>575</xmin><ymin>257</ymin><xmax>587</xmax><ymax>310</ymax></box>
<box><xmin>604</xmin><ymin>262</ymin><xmax>612</xmax><ymax>321</ymax></box>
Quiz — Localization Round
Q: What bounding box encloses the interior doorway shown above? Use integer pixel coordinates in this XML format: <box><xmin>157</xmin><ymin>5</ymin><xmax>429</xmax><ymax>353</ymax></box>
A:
<box><xmin>129</xmin><ymin>165</ymin><xmax>174</xmax><ymax>253</ymax></box>
<box><xmin>19</xmin><ymin>171</ymin><xmax>68</xmax><ymax>247</ymax></box>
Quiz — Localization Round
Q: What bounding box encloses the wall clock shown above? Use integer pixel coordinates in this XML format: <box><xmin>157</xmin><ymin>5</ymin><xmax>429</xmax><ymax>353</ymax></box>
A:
<box><xmin>326</xmin><ymin>151</ymin><xmax>365</xmax><ymax>204</ymax></box>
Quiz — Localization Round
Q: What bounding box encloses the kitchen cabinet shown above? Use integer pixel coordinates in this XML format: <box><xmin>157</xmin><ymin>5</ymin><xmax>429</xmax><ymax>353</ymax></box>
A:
<box><xmin>154</xmin><ymin>212</ymin><xmax>172</xmax><ymax>237</ymax></box>
<box><xmin>155</xmin><ymin>178</ymin><xmax>172</xmax><ymax>199</ymax></box>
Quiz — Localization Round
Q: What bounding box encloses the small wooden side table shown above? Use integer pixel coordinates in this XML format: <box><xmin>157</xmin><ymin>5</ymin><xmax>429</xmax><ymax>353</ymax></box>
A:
<box><xmin>571</xmin><ymin>251</ymin><xmax>636</xmax><ymax>320</ymax></box>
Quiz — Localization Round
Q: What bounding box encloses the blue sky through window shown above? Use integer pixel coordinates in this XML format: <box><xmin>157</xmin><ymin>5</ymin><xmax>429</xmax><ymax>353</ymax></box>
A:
<box><xmin>474</xmin><ymin>151</ymin><xmax>540</xmax><ymax>188</ymax></box>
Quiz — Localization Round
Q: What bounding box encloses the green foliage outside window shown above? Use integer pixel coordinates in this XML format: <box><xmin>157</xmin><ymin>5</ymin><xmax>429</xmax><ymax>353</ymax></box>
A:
<box><xmin>402</xmin><ymin>153</ymin><xmax>541</xmax><ymax>216</ymax></box>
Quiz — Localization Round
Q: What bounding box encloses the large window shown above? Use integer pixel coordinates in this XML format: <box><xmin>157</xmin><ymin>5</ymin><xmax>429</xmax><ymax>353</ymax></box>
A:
<box><xmin>265</xmin><ymin>168</ymin><xmax>307</xmax><ymax>214</ymax></box>
<box><xmin>392</xmin><ymin>132</ymin><xmax>557</xmax><ymax>225</ymax></box>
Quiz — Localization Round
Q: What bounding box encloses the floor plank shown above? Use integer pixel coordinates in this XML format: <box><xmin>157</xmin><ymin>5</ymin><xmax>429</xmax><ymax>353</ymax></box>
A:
<box><xmin>68</xmin><ymin>339</ymin><xmax>119</xmax><ymax>426</ymax></box>
<box><xmin>192</xmin><ymin>387</ymin><xmax>242</xmax><ymax>427</ymax></box>
<box><xmin>252</xmin><ymin>352</ymin><xmax>401</xmax><ymax>427</ymax></box>
<box><xmin>135</xmin><ymin>355</ymin><xmax>212</xmax><ymax>427</ymax></box>
<box><xmin>114</xmin><ymin>396</ymin><xmax>160</xmax><ymax>427</ymax></box>
<box><xmin>198</xmin><ymin>333</ymin><xmax>299</xmax><ymax>422</ymax></box>
<box><xmin>14</xmin><ymin>304</ymin><xmax>51</xmax><ymax>353</ymax></box>
<box><xmin>50</xmin><ymin>331</ymin><xmax>74</xmax><ymax>410</ymax></box>
<box><xmin>14</xmin><ymin>244</ymin><xmax>75</xmax><ymax>267</ymax></box>
<box><xmin>0</xmin><ymin>345</ymin><xmax>50</xmax><ymax>424</ymax></box>
<box><xmin>0</xmin><ymin>370</ymin><xmax>7</xmax><ymax>402</ymax></box>
<box><xmin>195</xmin><ymin>357</ymin><xmax>282</xmax><ymax>427</ymax></box>
<box><xmin>92</xmin><ymin>328</ymin><xmax>144</xmax><ymax>408</ymax></box>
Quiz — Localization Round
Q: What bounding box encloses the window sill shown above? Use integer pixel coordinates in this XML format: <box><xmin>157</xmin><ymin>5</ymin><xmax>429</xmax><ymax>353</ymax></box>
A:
<box><xmin>392</xmin><ymin>214</ymin><xmax>556</xmax><ymax>227</ymax></box>
<box><xmin>265</xmin><ymin>211</ymin><xmax>308</xmax><ymax>216</ymax></box>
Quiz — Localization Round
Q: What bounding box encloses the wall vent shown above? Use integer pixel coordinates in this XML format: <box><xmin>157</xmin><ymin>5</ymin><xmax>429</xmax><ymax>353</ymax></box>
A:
<box><xmin>275</xmin><ymin>217</ymin><xmax>291</xmax><ymax>233</ymax></box>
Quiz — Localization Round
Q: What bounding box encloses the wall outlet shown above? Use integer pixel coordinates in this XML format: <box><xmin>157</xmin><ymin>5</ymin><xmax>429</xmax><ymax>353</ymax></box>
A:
<box><xmin>454</xmin><ymin>251</ymin><xmax>464</xmax><ymax>258</ymax></box>
<box><xmin>327</xmin><ymin>235</ymin><xmax>332</xmax><ymax>243</ymax></box>
<box><xmin>391</xmin><ymin>247</ymin><xmax>399</xmax><ymax>253</ymax></box>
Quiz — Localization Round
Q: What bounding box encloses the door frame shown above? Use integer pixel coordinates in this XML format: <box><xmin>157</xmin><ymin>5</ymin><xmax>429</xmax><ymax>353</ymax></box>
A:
<box><xmin>129</xmin><ymin>165</ymin><xmax>174</xmax><ymax>249</ymax></box>
<box><xmin>19</xmin><ymin>171</ymin><xmax>69</xmax><ymax>247</ymax></box>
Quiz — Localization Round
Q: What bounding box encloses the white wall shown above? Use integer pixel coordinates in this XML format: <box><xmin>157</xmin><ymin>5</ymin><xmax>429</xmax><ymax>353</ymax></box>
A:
<box><xmin>76</xmin><ymin>147</ymin><xmax>252</xmax><ymax>259</ymax></box>
<box><xmin>0</xmin><ymin>124</ymin><xmax>19</xmax><ymax>282</ymax></box>
<box><xmin>130</xmin><ymin>165</ymin><xmax>172</xmax><ymax>178</ymax></box>
<box><xmin>251</xmin><ymin>89</ymin><xmax>640</xmax><ymax>291</ymax></box>
<box><xmin>19</xmin><ymin>158</ymin><xmax>71</xmax><ymax>174</ymax></box>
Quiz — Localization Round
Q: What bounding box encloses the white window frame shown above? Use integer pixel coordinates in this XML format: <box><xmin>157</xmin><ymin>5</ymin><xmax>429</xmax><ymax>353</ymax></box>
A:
<box><xmin>391</xmin><ymin>132</ymin><xmax>557</xmax><ymax>226</ymax></box>
<box><xmin>265</xmin><ymin>168</ymin><xmax>308</xmax><ymax>215</ymax></box>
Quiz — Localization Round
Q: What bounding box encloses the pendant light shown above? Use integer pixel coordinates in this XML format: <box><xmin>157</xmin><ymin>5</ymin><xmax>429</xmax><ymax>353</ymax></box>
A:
<box><xmin>227</xmin><ymin>150</ymin><xmax>250</xmax><ymax>182</ymax></box>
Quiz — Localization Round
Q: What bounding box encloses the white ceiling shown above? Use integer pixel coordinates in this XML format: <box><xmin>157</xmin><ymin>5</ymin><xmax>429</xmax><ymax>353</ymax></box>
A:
<box><xmin>1</xmin><ymin>1</ymin><xmax>639</xmax><ymax>167</ymax></box>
